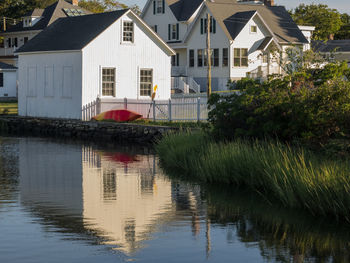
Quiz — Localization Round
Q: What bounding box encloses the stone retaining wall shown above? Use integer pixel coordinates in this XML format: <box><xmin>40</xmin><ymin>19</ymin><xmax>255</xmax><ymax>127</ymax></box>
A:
<box><xmin>0</xmin><ymin>116</ymin><xmax>177</xmax><ymax>144</ymax></box>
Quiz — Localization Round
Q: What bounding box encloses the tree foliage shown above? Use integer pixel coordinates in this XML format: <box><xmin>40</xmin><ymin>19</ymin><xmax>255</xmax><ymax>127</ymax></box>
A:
<box><xmin>208</xmin><ymin>53</ymin><xmax>350</xmax><ymax>143</ymax></box>
<box><xmin>78</xmin><ymin>0</ymin><xmax>141</xmax><ymax>14</ymax></box>
<box><xmin>0</xmin><ymin>0</ymin><xmax>141</xmax><ymax>19</ymax></box>
<box><xmin>290</xmin><ymin>4</ymin><xmax>343</xmax><ymax>40</ymax></box>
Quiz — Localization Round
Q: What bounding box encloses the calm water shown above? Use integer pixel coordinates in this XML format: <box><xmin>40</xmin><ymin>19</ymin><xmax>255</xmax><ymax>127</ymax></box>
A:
<box><xmin>1</xmin><ymin>137</ymin><xmax>350</xmax><ymax>263</ymax></box>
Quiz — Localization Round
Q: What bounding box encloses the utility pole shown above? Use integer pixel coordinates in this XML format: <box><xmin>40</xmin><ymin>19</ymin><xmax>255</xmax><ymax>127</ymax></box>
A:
<box><xmin>3</xmin><ymin>17</ymin><xmax>6</xmax><ymax>31</ymax></box>
<box><xmin>206</xmin><ymin>13</ymin><xmax>211</xmax><ymax>97</ymax></box>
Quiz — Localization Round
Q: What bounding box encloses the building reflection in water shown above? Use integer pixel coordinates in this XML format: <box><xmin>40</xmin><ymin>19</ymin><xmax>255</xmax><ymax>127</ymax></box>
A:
<box><xmin>82</xmin><ymin>146</ymin><xmax>175</xmax><ymax>254</ymax></box>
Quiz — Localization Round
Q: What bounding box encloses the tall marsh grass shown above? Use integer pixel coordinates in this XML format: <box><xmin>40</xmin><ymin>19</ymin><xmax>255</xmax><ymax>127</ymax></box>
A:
<box><xmin>157</xmin><ymin>132</ymin><xmax>350</xmax><ymax>220</ymax></box>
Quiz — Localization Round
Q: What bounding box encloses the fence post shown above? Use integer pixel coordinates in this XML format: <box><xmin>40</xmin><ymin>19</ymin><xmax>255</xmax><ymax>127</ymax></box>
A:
<box><xmin>197</xmin><ymin>97</ymin><xmax>201</xmax><ymax>122</ymax></box>
<box><xmin>124</xmin><ymin>97</ymin><xmax>127</xmax><ymax>109</ymax></box>
<box><xmin>168</xmin><ymin>99</ymin><xmax>172</xmax><ymax>122</ymax></box>
<box><xmin>153</xmin><ymin>100</ymin><xmax>156</xmax><ymax>121</ymax></box>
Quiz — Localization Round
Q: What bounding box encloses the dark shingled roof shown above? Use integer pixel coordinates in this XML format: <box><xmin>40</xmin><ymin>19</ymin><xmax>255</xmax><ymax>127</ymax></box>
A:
<box><xmin>166</xmin><ymin>0</ymin><xmax>203</xmax><ymax>21</ymax></box>
<box><xmin>312</xmin><ymin>40</ymin><xmax>350</xmax><ymax>53</ymax></box>
<box><xmin>0</xmin><ymin>62</ymin><xmax>17</xmax><ymax>70</ymax></box>
<box><xmin>16</xmin><ymin>10</ymin><xmax>129</xmax><ymax>53</ymax></box>
<box><xmin>206</xmin><ymin>1</ymin><xmax>308</xmax><ymax>44</ymax></box>
<box><xmin>2</xmin><ymin>0</ymin><xmax>91</xmax><ymax>33</ymax></box>
<box><xmin>223</xmin><ymin>11</ymin><xmax>256</xmax><ymax>40</ymax></box>
<box><xmin>257</xmin><ymin>36</ymin><xmax>273</xmax><ymax>50</ymax></box>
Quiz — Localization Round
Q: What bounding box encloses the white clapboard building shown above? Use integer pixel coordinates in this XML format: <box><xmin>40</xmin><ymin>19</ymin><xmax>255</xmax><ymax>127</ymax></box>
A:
<box><xmin>16</xmin><ymin>9</ymin><xmax>175</xmax><ymax>120</ymax></box>
<box><xmin>0</xmin><ymin>62</ymin><xmax>17</xmax><ymax>98</ymax></box>
<box><xmin>142</xmin><ymin>0</ymin><xmax>310</xmax><ymax>92</ymax></box>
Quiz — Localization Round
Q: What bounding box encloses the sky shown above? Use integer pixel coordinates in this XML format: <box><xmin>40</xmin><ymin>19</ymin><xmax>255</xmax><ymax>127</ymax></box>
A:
<box><xmin>125</xmin><ymin>0</ymin><xmax>350</xmax><ymax>14</ymax></box>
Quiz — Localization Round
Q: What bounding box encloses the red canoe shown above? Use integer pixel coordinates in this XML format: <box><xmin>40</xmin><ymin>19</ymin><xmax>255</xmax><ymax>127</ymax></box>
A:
<box><xmin>92</xmin><ymin>109</ymin><xmax>142</xmax><ymax>122</ymax></box>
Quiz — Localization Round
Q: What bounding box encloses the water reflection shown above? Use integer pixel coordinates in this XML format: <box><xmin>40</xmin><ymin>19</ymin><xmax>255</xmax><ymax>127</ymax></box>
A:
<box><xmin>0</xmin><ymin>137</ymin><xmax>349</xmax><ymax>262</ymax></box>
<box><xmin>82</xmin><ymin>146</ymin><xmax>174</xmax><ymax>254</ymax></box>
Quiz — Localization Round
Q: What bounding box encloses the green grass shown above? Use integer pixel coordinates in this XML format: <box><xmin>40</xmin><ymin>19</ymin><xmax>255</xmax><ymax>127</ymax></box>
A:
<box><xmin>157</xmin><ymin>132</ymin><xmax>350</xmax><ymax>220</ymax></box>
<box><xmin>0</xmin><ymin>102</ymin><xmax>18</xmax><ymax>115</ymax></box>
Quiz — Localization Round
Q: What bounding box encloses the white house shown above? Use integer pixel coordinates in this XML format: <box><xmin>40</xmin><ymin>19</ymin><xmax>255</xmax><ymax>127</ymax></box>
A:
<box><xmin>16</xmin><ymin>9</ymin><xmax>175</xmax><ymax>120</ymax></box>
<box><xmin>0</xmin><ymin>62</ymin><xmax>17</xmax><ymax>98</ymax></box>
<box><xmin>142</xmin><ymin>0</ymin><xmax>310</xmax><ymax>92</ymax></box>
<box><xmin>0</xmin><ymin>0</ymin><xmax>90</xmax><ymax>67</ymax></box>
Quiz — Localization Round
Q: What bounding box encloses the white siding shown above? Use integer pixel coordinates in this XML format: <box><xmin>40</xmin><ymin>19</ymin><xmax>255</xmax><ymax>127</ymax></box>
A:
<box><xmin>230</xmin><ymin>16</ymin><xmax>270</xmax><ymax>79</ymax></box>
<box><xmin>185</xmin><ymin>8</ymin><xmax>230</xmax><ymax>91</ymax></box>
<box><xmin>82</xmin><ymin>12</ymin><xmax>172</xmax><ymax>107</ymax></box>
<box><xmin>18</xmin><ymin>51</ymin><xmax>82</xmax><ymax>119</ymax></box>
<box><xmin>142</xmin><ymin>0</ymin><xmax>188</xmax><ymax>42</ymax></box>
<box><xmin>0</xmin><ymin>70</ymin><xmax>17</xmax><ymax>97</ymax></box>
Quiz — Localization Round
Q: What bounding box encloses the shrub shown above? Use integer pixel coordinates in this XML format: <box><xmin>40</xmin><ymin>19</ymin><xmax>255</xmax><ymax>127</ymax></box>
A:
<box><xmin>208</xmin><ymin>72</ymin><xmax>350</xmax><ymax>142</ymax></box>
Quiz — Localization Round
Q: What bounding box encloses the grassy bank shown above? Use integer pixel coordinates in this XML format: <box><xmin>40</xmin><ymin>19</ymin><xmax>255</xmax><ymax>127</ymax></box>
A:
<box><xmin>0</xmin><ymin>102</ymin><xmax>18</xmax><ymax>115</ymax></box>
<box><xmin>157</xmin><ymin>132</ymin><xmax>350</xmax><ymax>220</ymax></box>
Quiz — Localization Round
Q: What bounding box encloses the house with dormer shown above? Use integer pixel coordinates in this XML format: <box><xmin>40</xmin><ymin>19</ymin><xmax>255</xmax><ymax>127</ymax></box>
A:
<box><xmin>142</xmin><ymin>0</ymin><xmax>310</xmax><ymax>92</ymax></box>
<box><xmin>0</xmin><ymin>0</ymin><xmax>90</xmax><ymax>66</ymax></box>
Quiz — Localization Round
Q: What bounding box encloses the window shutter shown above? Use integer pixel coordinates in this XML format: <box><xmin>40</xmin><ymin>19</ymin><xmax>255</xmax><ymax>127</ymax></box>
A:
<box><xmin>154</xmin><ymin>25</ymin><xmax>157</xmax><ymax>33</ymax></box>
<box><xmin>176</xmin><ymin>23</ymin><xmax>179</xmax><ymax>40</ymax></box>
<box><xmin>14</xmin><ymin>38</ymin><xmax>18</xmax><ymax>47</ymax></box>
<box><xmin>153</xmin><ymin>0</ymin><xmax>156</xmax><ymax>14</ymax></box>
<box><xmin>200</xmin><ymin>19</ymin><xmax>203</xmax><ymax>34</ymax></box>
<box><xmin>168</xmin><ymin>24</ymin><xmax>171</xmax><ymax>40</ymax></box>
<box><xmin>162</xmin><ymin>0</ymin><xmax>165</xmax><ymax>13</ymax></box>
<box><xmin>213</xmin><ymin>18</ymin><xmax>216</xmax><ymax>33</ymax></box>
<box><xmin>176</xmin><ymin>53</ymin><xmax>179</xmax><ymax>66</ymax></box>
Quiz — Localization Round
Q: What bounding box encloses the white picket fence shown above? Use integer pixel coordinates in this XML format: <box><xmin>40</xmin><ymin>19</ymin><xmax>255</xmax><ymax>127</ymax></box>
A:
<box><xmin>82</xmin><ymin>97</ymin><xmax>209</xmax><ymax>122</ymax></box>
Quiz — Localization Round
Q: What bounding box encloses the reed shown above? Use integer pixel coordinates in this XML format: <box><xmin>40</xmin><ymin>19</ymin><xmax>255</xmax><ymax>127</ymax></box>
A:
<box><xmin>157</xmin><ymin>132</ymin><xmax>350</xmax><ymax>219</ymax></box>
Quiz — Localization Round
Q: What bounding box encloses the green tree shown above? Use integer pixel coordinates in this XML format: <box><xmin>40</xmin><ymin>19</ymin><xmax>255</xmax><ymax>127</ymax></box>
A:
<box><xmin>79</xmin><ymin>0</ymin><xmax>141</xmax><ymax>14</ymax></box>
<box><xmin>335</xmin><ymin>13</ymin><xmax>350</xmax><ymax>39</ymax></box>
<box><xmin>290</xmin><ymin>4</ymin><xmax>342</xmax><ymax>40</ymax></box>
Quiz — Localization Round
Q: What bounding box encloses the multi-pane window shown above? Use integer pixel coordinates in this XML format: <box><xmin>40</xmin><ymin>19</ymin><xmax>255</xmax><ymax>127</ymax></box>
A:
<box><xmin>250</xmin><ymin>25</ymin><xmax>257</xmax><ymax>33</ymax></box>
<box><xmin>197</xmin><ymin>49</ymin><xmax>203</xmax><ymax>67</ymax></box>
<box><xmin>0</xmin><ymin>73</ymin><xmax>3</xmax><ymax>87</ymax></box>
<box><xmin>212</xmin><ymin>49</ymin><xmax>219</xmax><ymax>67</ymax></box>
<box><xmin>262</xmin><ymin>53</ymin><xmax>268</xmax><ymax>63</ymax></box>
<box><xmin>200</xmin><ymin>17</ymin><xmax>216</xmax><ymax>34</ymax></box>
<box><xmin>203</xmin><ymin>49</ymin><xmax>207</xmax><ymax>66</ymax></box>
<box><xmin>171</xmin><ymin>53</ymin><xmax>179</xmax><ymax>66</ymax></box>
<box><xmin>233</xmin><ymin>48</ymin><xmax>248</xmax><ymax>67</ymax></box>
<box><xmin>222</xmin><ymin>48</ymin><xmax>228</xmax><ymax>67</ymax></box>
<box><xmin>123</xmin><ymin>21</ymin><xmax>134</xmax><ymax>42</ymax></box>
<box><xmin>140</xmin><ymin>69</ymin><xmax>153</xmax><ymax>97</ymax></box>
<box><xmin>156</xmin><ymin>0</ymin><xmax>163</xmax><ymax>13</ymax></box>
<box><xmin>102</xmin><ymin>68</ymin><xmax>115</xmax><ymax>96</ymax></box>
<box><xmin>189</xmin><ymin>49</ymin><xmax>194</xmax><ymax>67</ymax></box>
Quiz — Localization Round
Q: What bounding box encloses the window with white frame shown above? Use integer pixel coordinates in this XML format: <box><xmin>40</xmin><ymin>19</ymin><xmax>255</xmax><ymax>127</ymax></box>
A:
<box><xmin>140</xmin><ymin>69</ymin><xmax>153</xmax><ymax>97</ymax></box>
<box><xmin>156</xmin><ymin>0</ymin><xmax>163</xmax><ymax>13</ymax></box>
<box><xmin>250</xmin><ymin>25</ymin><xmax>257</xmax><ymax>33</ymax></box>
<box><xmin>233</xmin><ymin>48</ymin><xmax>248</xmax><ymax>67</ymax></box>
<box><xmin>222</xmin><ymin>48</ymin><xmax>228</xmax><ymax>67</ymax></box>
<box><xmin>102</xmin><ymin>68</ymin><xmax>115</xmax><ymax>96</ymax></box>
<box><xmin>0</xmin><ymin>73</ymin><xmax>3</xmax><ymax>87</ymax></box>
<box><xmin>171</xmin><ymin>24</ymin><xmax>177</xmax><ymax>40</ymax></box>
<box><xmin>123</xmin><ymin>21</ymin><xmax>134</xmax><ymax>42</ymax></box>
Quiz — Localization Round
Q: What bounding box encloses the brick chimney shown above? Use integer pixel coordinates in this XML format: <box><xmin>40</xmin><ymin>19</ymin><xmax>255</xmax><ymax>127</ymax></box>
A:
<box><xmin>264</xmin><ymin>0</ymin><xmax>274</xmax><ymax>6</ymax></box>
<box><xmin>70</xmin><ymin>0</ymin><xmax>79</xmax><ymax>6</ymax></box>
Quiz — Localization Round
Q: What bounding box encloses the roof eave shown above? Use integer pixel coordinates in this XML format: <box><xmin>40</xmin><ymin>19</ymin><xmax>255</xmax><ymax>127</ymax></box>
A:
<box><xmin>16</xmin><ymin>49</ymin><xmax>81</xmax><ymax>56</ymax></box>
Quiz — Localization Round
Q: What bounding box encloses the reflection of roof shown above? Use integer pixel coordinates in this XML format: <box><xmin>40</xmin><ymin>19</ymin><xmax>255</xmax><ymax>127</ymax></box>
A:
<box><xmin>166</xmin><ymin>0</ymin><xmax>203</xmax><ymax>21</ymax></box>
<box><xmin>312</xmin><ymin>40</ymin><xmax>350</xmax><ymax>53</ymax></box>
<box><xmin>2</xmin><ymin>0</ymin><xmax>91</xmax><ymax>33</ymax></box>
<box><xmin>16</xmin><ymin>10</ymin><xmax>128</xmax><ymax>53</ymax></box>
<box><xmin>206</xmin><ymin>1</ymin><xmax>308</xmax><ymax>44</ymax></box>
<box><xmin>0</xmin><ymin>62</ymin><xmax>17</xmax><ymax>70</ymax></box>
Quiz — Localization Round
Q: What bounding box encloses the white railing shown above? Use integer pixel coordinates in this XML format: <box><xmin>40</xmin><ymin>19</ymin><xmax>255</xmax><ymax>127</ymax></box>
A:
<box><xmin>82</xmin><ymin>97</ymin><xmax>209</xmax><ymax>122</ymax></box>
<box><xmin>171</xmin><ymin>76</ymin><xmax>200</xmax><ymax>94</ymax></box>
<box><xmin>0</xmin><ymin>47</ymin><xmax>16</xmax><ymax>56</ymax></box>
